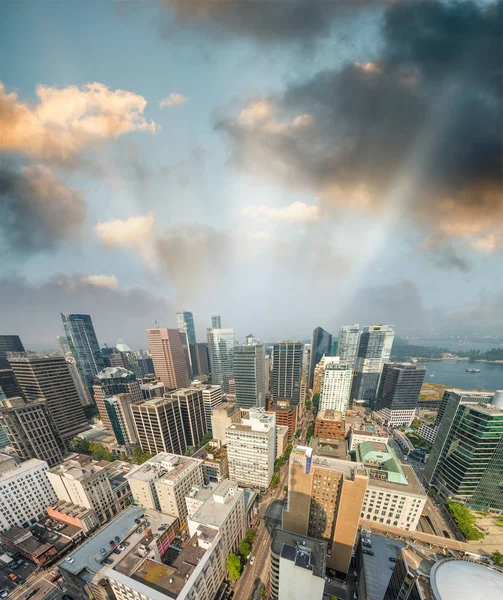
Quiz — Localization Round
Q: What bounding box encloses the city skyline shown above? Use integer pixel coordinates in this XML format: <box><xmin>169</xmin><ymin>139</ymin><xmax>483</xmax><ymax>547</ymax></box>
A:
<box><xmin>1</xmin><ymin>0</ymin><xmax>502</xmax><ymax>349</ymax></box>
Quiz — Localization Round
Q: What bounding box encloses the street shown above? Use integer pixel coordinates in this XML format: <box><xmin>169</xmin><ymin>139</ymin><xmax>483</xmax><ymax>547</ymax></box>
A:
<box><xmin>7</xmin><ymin>567</ymin><xmax>65</xmax><ymax>600</ymax></box>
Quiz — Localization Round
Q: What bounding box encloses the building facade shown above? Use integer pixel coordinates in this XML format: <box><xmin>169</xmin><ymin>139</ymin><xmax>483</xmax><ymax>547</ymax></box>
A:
<box><xmin>131</xmin><ymin>397</ymin><xmax>187</xmax><ymax>456</ymax></box>
<box><xmin>234</xmin><ymin>343</ymin><xmax>266</xmax><ymax>409</ymax></box>
<box><xmin>199</xmin><ymin>385</ymin><xmax>223</xmax><ymax>430</ymax></box>
<box><xmin>176</xmin><ymin>311</ymin><xmax>196</xmax><ymax>346</ymax></box>
<box><xmin>66</xmin><ymin>356</ymin><xmax>93</xmax><ymax>406</ymax></box>
<box><xmin>146</xmin><ymin>328</ymin><xmax>190</xmax><ymax>390</ymax></box>
<box><xmin>166</xmin><ymin>388</ymin><xmax>207</xmax><ymax>448</ymax></box>
<box><xmin>0</xmin><ymin>335</ymin><xmax>24</xmax><ymax>400</ymax></box>
<box><xmin>266</xmin><ymin>399</ymin><xmax>297</xmax><ymax>440</ymax></box>
<box><xmin>314</xmin><ymin>410</ymin><xmax>345</xmax><ymax>440</ymax></box>
<box><xmin>210</xmin><ymin>402</ymin><xmax>242</xmax><ymax>447</ymax></box>
<box><xmin>319</xmin><ymin>359</ymin><xmax>354</xmax><ymax>413</ymax></box>
<box><xmin>93</xmin><ymin>367</ymin><xmax>143</xmax><ymax>433</ymax></box>
<box><xmin>336</xmin><ymin>324</ymin><xmax>360</xmax><ymax>363</ymax></box>
<box><xmin>206</xmin><ymin>329</ymin><xmax>235</xmax><ymax>393</ymax></box>
<box><xmin>211</xmin><ymin>315</ymin><xmax>222</xmax><ymax>329</ymax></box>
<box><xmin>192</xmin><ymin>343</ymin><xmax>210</xmax><ymax>376</ymax></box>
<box><xmin>308</xmin><ymin>327</ymin><xmax>333</xmax><ymax>390</ymax></box>
<box><xmin>271</xmin><ymin>341</ymin><xmax>303</xmax><ymax>406</ymax></box>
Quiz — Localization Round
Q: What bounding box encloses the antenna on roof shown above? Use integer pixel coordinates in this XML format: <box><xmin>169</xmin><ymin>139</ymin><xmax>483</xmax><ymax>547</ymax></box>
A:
<box><xmin>155</xmin><ymin>320</ymin><xmax>159</xmax><ymax>328</ymax></box>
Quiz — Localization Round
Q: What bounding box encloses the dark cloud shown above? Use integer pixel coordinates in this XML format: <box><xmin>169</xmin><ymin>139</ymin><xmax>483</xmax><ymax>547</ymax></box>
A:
<box><xmin>0</xmin><ymin>161</ymin><xmax>86</xmax><ymax>255</ymax></box>
<box><xmin>430</xmin><ymin>245</ymin><xmax>471</xmax><ymax>273</ymax></box>
<box><xmin>159</xmin><ymin>0</ymin><xmax>389</xmax><ymax>45</ymax></box>
<box><xmin>217</xmin><ymin>0</ymin><xmax>503</xmax><ymax>250</ymax></box>
<box><xmin>0</xmin><ymin>273</ymin><xmax>175</xmax><ymax>350</ymax></box>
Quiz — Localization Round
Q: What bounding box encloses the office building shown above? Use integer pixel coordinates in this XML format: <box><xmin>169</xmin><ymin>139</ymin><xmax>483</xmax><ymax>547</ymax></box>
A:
<box><xmin>319</xmin><ymin>358</ymin><xmax>354</xmax><ymax>413</ymax></box>
<box><xmin>115</xmin><ymin>340</ymin><xmax>143</xmax><ymax>378</ymax></box>
<box><xmin>192</xmin><ymin>342</ymin><xmax>210</xmax><ymax>376</ymax></box>
<box><xmin>374</xmin><ymin>363</ymin><xmax>426</xmax><ymax>427</ymax></box>
<box><xmin>308</xmin><ymin>327</ymin><xmax>332</xmax><ymax>389</ymax></box>
<box><xmin>93</xmin><ymin>367</ymin><xmax>143</xmax><ymax>433</ymax></box>
<box><xmin>140</xmin><ymin>380</ymin><xmax>165</xmax><ymax>399</ymax></box>
<box><xmin>425</xmin><ymin>389</ymin><xmax>503</xmax><ymax>510</ymax></box>
<box><xmin>384</xmin><ymin>543</ymin><xmax>503</xmax><ymax>600</ymax></box>
<box><xmin>265</xmin><ymin>355</ymin><xmax>271</xmax><ymax>394</ymax></box>
<box><xmin>137</xmin><ymin>356</ymin><xmax>154</xmax><ymax>376</ymax></box>
<box><xmin>227</xmin><ymin>408</ymin><xmax>276</xmax><ymax>489</ymax></box>
<box><xmin>132</xmin><ymin>398</ymin><xmax>187</xmax><ymax>456</ymax></box>
<box><xmin>271</xmin><ymin>341</ymin><xmax>303</xmax><ymax>406</ymax></box>
<box><xmin>234</xmin><ymin>342</ymin><xmax>266</xmax><ymax>409</ymax></box>
<box><xmin>276</xmin><ymin>425</ymin><xmax>289</xmax><ymax>458</ymax></box>
<box><xmin>197</xmin><ymin>384</ymin><xmax>223</xmax><ymax>430</ymax></box>
<box><xmin>66</xmin><ymin>356</ymin><xmax>93</xmax><ymax>406</ymax></box>
<box><xmin>283</xmin><ymin>446</ymin><xmax>368</xmax><ymax>576</ymax></box>
<box><xmin>0</xmin><ymin>335</ymin><xmax>24</xmax><ymax>399</ymax></box>
<box><xmin>352</xmin><ymin>325</ymin><xmax>395</xmax><ymax>404</ymax></box>
<box><xmin>348</xmin><ymin>428</ymin><xmax>390</xmax><ymax>451</ymax></box>
<box><xmin>314</xmin><ymin>410</ymin><xmax>345</xmax><ymax>440</ymax></box>
<box><xmin>7</xmin><ymin>353</ymin><xmax>88</xmax><ymax>439</ymax></box>
<box><xmin>0</xmin><ymin>458</ymin><xmax>56</xmax><ymax>532</ymax></box>
<box><xmin>105</xmin><ymin>394</ymin><xmax>140</xmax><ymax>446</ymax></box>
<box><xmin>211</xmin><ymin>402</ymin><xmax>242</xmax><ymax>447</ymax></box>
<box><xmin>312</xmin><ymin>355</ymin><xmax>340</xmax><ymax>395</ymax></box>
<box><xmin>201</xmin><ymin>445</ymin><xmax>229</xmax><ymax>483</ymax></box>
<box><xmin>0</xmin><ymin>396</ymin><xmax>65</xmax><ymax>467</ymax></box>
<box><xmin>176</xmin><ymin>311</ymin><xmax>196</xmax><ymax>345</ymax></box>
<box><xmin>166</xmin><ymin>388</ymin><xmax>207</xmax><ymax>447</ymax></box>
<box><xmin>61</xmin><ymin>313</ymin><xmax>104</xmax><ymax>389</ymax></box>
<box><xmin>207</xmin><ymin>328</ymin><xmax>235</xmax><ymax>392</ymax></box>
<box><xmin>146</xmin><ymin>328</ymin><xmax>190</xmax><ymax>390</ymax></box>
<box><xmin>0</xmin><ymin>368</ymin><xmax>22</xmax><ymax>401</ymax></box>
<box><xmin>178</xmin><ymin>328</ymin><xmax>194</xmax><ymax>381</ymax></box>
<box><xmin>266</xmin><ymin>399</ymin><xmax>297</xmax><ymax>440</ymax></box>
<box><xmin>336</xmin><ymin>324</ymin><xmax>360</xmax><ymax>363</ymax></box>
<box><xmin>270</xmin><ymin>529</ymin><xmax>326</xmax><ymax>600</ymax></box>
<box><xmin>47</xmin><ymin>454</ymin><xmax>120</xmax><ymax>524</ymax></box>
<box><xmin>127</xmin><ymin>453</ymin><xmax>203</xmax><ymax>523</ymax></box>
<box><xmin>101</xmin><ymin>345</ymin><xmax>128</xmax><ymax>369</ymax></box>
<box><xmin>357</xmin><ymin>442</ymin><xmax>427</xmax><ymax>530</ymax></box>
<box><xmin>211</xmin><ymin>315</ymin><xmax>221</xmax><ymax>329</ymax></box>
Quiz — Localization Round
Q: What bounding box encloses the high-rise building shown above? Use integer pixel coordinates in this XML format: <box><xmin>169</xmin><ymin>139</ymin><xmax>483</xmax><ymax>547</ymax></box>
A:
<box><xmin>271</xmin><ymin>341</ymin><xmax>303</xmax><ymax>405</ymax></box>
<box><xmin>308</xmin><ymin>327</ymin><xmax>332</xmax><ymax>389</ymax></box>
<box><xmin>0</xmin><ymin>458</ymin><xmax>56</xmax><ymax>531</ymax></box>
<box><xmin>61</xmin><ymin>313</ymin><xmax>105</xmax><ymax>390</ymax></box>
<box><xmin>137</xmin><ymin>356</ymin><xmax>154</xmax><ymax>376</ymax></box>
<box><xmin>192</xmin><ymin>342</ymin><xmax>210</xmax><ymax>376</ymax></box>
<box><xmin>115</xmin><ymin>340</ymin><xmax>143</xmax><ymax>378</ymax></box>
<box><xmin>227</xmin><ymin>408</ymin><xmax>276</xmax><ymax>489</ymax></box>
<box><xmin>266</xmin><ymin>399</ymin><xmax>297</xmax><ymax>440</ymax></box>
<box><xmin>131</xmin><ymin>397</ymin><xmax>187</xmax><ymax>455</ymax></box>
<box><xmin>165</xmin><ymin>388</ymin><xmax>207</xmax><ymax>447</ymax></box>
<box><xmin>265</xmin><ymin>355</ymin><xmax>271</xmax><ymax>394</ymax></box>
<box><xmin>105</xmin><ymin>394</ymin><xmax>140</xmax><ymax>446</ymax></box>
<box><xmin>198</xmin><ymin>384</ymin><xmax>223</xmax><ymax>430</ymax></box>
<box><xmin>93</xmin><ymin>367</ymin><xmax>143</xmax><ymax>433</ymax></box>
<box><xmin>101</xmin><ymin>346</ymin><xmax>127</xmax><ymax>369</ymax></box>
<box><xmin>336</xmin><ymin>324</ymin><xmax>360</xmax><ymax>363</ymax></box>
<box><xmin>374</xmin><ymin>363</ymin><xmax>426</xmax><ymax>426</ymax></box>
<box><xmin>211</xmin><ymin>402</ymin><xmax>242</xmax><ymax>447</ymax></box>
<box><xmin>146</xmin><ymin>327</ymin><xmax>190</xmax><ymax>390</ymax></box>
<box><xmin>234</xmin><ymin>343</ymin><xmax>266</xmax><ymax>409</ymax></box>
<box><xmin>424</xmin><ymin>389</ymin><xmax>503</xmax><ymax>510</ymax></box>
<box><xmin>176</xmin><ymin>311</ymin><xmax>196</xmax><ymax>345</ymax></box>
<box><xmin>312</xmin><ymin>355</ymin><xmax>339</xmax><ymax>395</ymax></box>
<box><xmin>66</xmin><ymin>356</ymin><xmax>93</xmax><ymax>406</ymax></box>
<box><xmin>47</xmin><ymin>455</ymin><xmax>120</xmax><ymax>524</ymax></box>
<box><xmin>270</xmin><ymin>529</ymin><xmax>327</xmax><ymax>600</ymax></box>
<box><xmin>211</xmin><ymin>315</ymin><xmax>221</xmax><ymax>329</ymax></box>
<box><xmin>319</xmin><ymin>358</ymin><xmax>354</xmax><ymax>413</ymax></box>
<box><xmin>283</xmin><ymin>446</ymin><xmax>368</xmax><ymax>576</ymax></box>
<box><xmin>207</xmin><ymin>328</ymin><xmax>235</xmax><ymax>392</ymax></box>
<box><xmin>8</xmin><ymin>353</ymin><xmax>89</xmax><ymax>439</ymax></box>
<box><xmin>0</xmin><ymin>334</ymin><xmax>24</xmax><ymax>399</ymax></box>
<box><xmin>352</xmin><ymin>325</ymin><xmax>395</xmax><ymax>404</ymax></box>
<box><xmin>56</xmin><ymin>335</ymin><xmax>71</xmax><ymax>357</ymax></box>
<box><xmin>0</xmin><ymin>397</ymin><xmax>65</xmax><ymax>467</ymax></box>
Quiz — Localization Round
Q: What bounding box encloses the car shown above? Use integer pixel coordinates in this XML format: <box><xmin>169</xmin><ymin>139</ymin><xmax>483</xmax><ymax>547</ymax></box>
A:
<box><xmin>113</xmin><ymin>549</ymin><xmax>121</xmax><ymax>555</ymax></box>
<box><xmin>389</xmin><ymin>557</ymin><xmax>397</xmax><ymax>563</ymax></box>
<box><xmin>362</xmin><ymin>549</ymin><xmax>374</xmax><ymax>556</ymax></box>
<box><xmin>0</xmin><ymin>589</ymin><xmax>7</xmax><ymax>598</ymax></box>
<box><xmin>62</xmin><ymin>595</ymin><xmax>73</xmax><ymax>600</ymax></box>
<box><xmin>134</xmin><ymin>519</ymin><xmax>141</xmax><ymax>525</ymax></box>
<box><xmin>65</xmin><ymin>557</ymin><xmax>75</xmax><ymax>563</ymax></box>
<box><xmin>109</xmin><ymin>540</ymin><xmax>116</xmax><ymax>547</ymax></box>
<box><xmin>51</xmin><ymin>574</ymin><xmax>62</xmax><ymax>583</ymax></box>
<box><xmin>103</xmin><ymin>559</ymin><xmax>113</xmax><ymax>565</ymax></box>
<box><xmin>117</xmin><ymin>545</ymin><xmax>125</xmax><ymax>551</ymax></box>
<box><xmin>362</xmin><ymin>541</ymin><xmax>372</xmax><ymax>548</ymax></box>
<box><xmin>123</xmin><ymin>541</ymin><xmax>130</xmax><ymax>546</ymax></box>
<box><xmin>250</xmin><ymin>556</ymin><xmax>255</xmax><ymax>565</ymax></box>
<box><xmin>325</xmin><ymin>577</ymin><xmax>331</xmax><ymax>583</ymax></box>
<box><xmin>100</xmin><ymin>549</ymin><xmax>107</xmax><ymax>556</ymax></box>
<box><xmin>24</xmin><ymin>588</ymin><xmax>39</xmax><ymax>600</ymax></box>
<box><xmin>9</xmin><ymin>564</ymin><xmax>19</xmax><ymax>571</ymax></box>
<box><xmin>114</xmin><ymin>536</ymin><xmax>121</xmax><ymax>543</ymax></box>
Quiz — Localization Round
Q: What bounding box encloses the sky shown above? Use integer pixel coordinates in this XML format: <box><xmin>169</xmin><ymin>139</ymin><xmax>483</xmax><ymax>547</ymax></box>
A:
<box><xmin>1</xmin><ymin>0</ymin><xmax>502</xmax><ymax>350</ymax></box>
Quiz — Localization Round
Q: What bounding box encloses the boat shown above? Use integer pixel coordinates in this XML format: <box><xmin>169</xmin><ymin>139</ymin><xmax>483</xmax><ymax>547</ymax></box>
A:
<box><xmin>465</xmin><ymin>368</ymin><xmax>481</xmax><ymax>373</ymax></box>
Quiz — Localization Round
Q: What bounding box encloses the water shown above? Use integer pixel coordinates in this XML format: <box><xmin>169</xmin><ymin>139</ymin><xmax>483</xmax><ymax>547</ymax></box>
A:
<box><xmin>424</xmin><ymin>360</ymin><xmax>503</xmax><ymax>391</ymax></box>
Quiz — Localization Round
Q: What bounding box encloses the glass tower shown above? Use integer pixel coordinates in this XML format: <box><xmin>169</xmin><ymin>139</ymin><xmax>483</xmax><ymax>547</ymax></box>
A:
<box><xmin>61</xmin><ymin>313</ymin><xmax>104</xmax><ymax>389</ymax></box>
<box><xmin>234</xmin><ymin>343</ymin><xmax>266</xmax><ymax>409</ymax></box>
<box><xmin>207</xmin><ymin>329</ymin><xmax>235</xmax><ymax>392</ymax></box>
<box><xmin>308</xmin><ymin>327</ymin><xmax>332</xmax><ymax>389</ymax></box>
<box><xmin>176</xmin><ymin>311</ymin><xmax>196</xmax><ymax>346</ymax></box>
<box><xmin>271</xmin><ymin>341</ymin><xmax>304</xmax><ymax>406</ymax></box>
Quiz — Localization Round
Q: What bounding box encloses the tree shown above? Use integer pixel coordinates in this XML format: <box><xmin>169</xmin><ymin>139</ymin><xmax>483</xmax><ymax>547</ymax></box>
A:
<box><xmin>411</xmin><ymin>418</ymin><xmax>421</xmax><ymax>430</ymax></box>
<box><xmin>246</xmin><ymin>528</ymin><xmax>257</xmax><ymax>543</ymax></box>
<box><xmin>312</xmin><ymin>393</ymin><xmax>320</xmax><ymax>410</ymax></box>
<box><xmin>270</xmin><ymin>474</ymin><xmax>280</xmax><ymax>489</ymax></box>
<box><xmin>445</xmin><ymin>500</ymin><xmax>484</xmax><ymax>541</ymax></box>
<box><xmin>239</xmin><ymin>540</ymin><xmax>250</xmax><ymax>557</ymax></box>
<box><xmin>306</xmin><ymin>401</ymin><xmax>312</xmax><ymax>411</ymax></box>
<box><xmin>131</xmin><ymin>447</ymin><xmax>154</xmax><ymax>465</ymax></box>
<box><xmin>284</xmin><ymin>445</ymin><xmax>293</xmax><ymax>460</ymax></box>
<box><xmin>492</xmin><ymin>550</ymin><xmax>503</xmax><ymax>566</ymax></box>
<box><xmin>227</xmin><ymin>552</ymin><xmax>242</xmax><ymax>581</ymax></box>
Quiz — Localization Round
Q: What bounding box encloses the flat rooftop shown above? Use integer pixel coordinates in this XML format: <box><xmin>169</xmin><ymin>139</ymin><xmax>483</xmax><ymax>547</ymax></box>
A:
<box><xmin>190</xmin><ymin>480</ymin><xmax>243</xmax><ymax>529</ymax></box>
<box><xmin>368</xmin><ymin>463</ymin><xmax>426</xmax><ymax>497</ymax></box>
<box><xmin>291</xmin><ymin>446</ymin><xmax>367</xmax><ymax>480</ymax></box>
<box><xmin>360</xmin><ymin>533</ymin><xmax>405</xmax><ymax>600</ymax></box>
<box><xmin>271</xmin><ymin>529</ymin><xmax>327</xmax><ymax>579</ymax></box>
<box><xmin>316</xmin><ymin>410</ymin><xmax>343</xmax><ymax>421</ymax></box>
<box><xmin>128</xmin><ymin>453</ymin><xmax>202</xmax><ymax>484</ymax></box>
<box><xmin>310</xmin><ymin>437</ymin><xmax>348</xmax><ymax>460</ymax></box>
<box><xmin>0</xmin><ymin>458</ymin><xmax>46</xmax><ymax>481</ymax></box>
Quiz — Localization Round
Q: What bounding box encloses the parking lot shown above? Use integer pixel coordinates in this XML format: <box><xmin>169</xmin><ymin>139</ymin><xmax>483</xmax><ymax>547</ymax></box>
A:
<box><xmin>0</xmin><ymin>558</ymin><xmax>37</xmax><ymax>596</ymax></box>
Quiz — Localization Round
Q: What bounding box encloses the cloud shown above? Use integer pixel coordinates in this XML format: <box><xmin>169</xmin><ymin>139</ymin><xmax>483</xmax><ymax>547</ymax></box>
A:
<box><xmin>242</xmin><ymin>201</ymin><xmax>319</xmax><ymax>223</ymax></box>
<box><xmin>217</xmin><ymin>0</ymin><xmax>503</xmax><ymax>252</ymax></box>
<box><xmin>0</xmin><ymin>273</ymin><xmax>175</xmax><ymax>350</ymax></box>
<box><xmin>79</xmin><ymin>275</ymin><xmax>119</xmax><ymax>289</ymax></box>
<box><xmin>94</xmin><ymin>214</ymin><xmax>156</xmax><ymax>267</ymax></box>
<box><xmin>159</xmin><ymin>93</ymin><xmax>188</xmax><ymax>108</ymax></box>
<box><xmin>0</xmin><ymin>161</ymin><xmax>86</xmax><ymax>254</ymax></box>
<box><xmin>0</xmin><ymin>82</ymin><xmax>157</xmax><ymax>164</ymax></box>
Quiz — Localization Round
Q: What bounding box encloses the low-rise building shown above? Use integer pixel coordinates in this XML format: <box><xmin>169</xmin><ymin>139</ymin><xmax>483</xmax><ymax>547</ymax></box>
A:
<box><xmin>201</xmin><ymin>446</ymin><xmax>229</xmax><ymax>483</ymax></box>
<box><xmin>1</xmin><ymin>526</ymin><xmax>58</xmax><ymax>566</ymax></box>
<box><xmin>310</xmin><ymin>437</ymin><xmax>348</xmax><ymax>461</ymax></box>
<box><xmin>46</xmin><ymin>501</ymin><xmax>100</xmax><ymax>535</ymax></box>
<box><xmin>418</xmin><ymin>423</ymin><xmax>439</xmax><ymax>444</ymax></box>
<box><xmin>314</xmin><ymin>410</ymin><xmax>345</xmax><ymax>440</ymax></box>
<box><xmin>270</xmin><ymin>529</ymin><xmax>327</xmax><ymax>600</ymax></box>
<box><xmin>348</xmin><ymin>428</ymin><xmax>389</xmax><ymax>451</ymax></box>
<box><xmin>0</xmin><ymin>458</ymin><xmax>56</xmax><ymax>532</ymax></box>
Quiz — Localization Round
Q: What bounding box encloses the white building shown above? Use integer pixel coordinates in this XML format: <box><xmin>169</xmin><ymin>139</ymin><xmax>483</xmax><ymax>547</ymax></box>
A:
<box><xmin>336</xmin><ymin>324</ymin><xmax>360</xmax><ymax>363</ymax></box>
<box><xmin>200</xmin><ymin>385</ymin><xmax>223</xmax><ymax>429</ymax></box>
<box><xmin>0</xmin><ymin>458</ymin><xmax>56</xmax><ymax>531</ymax></box>
<box><xmin>227</xmin><ymin>408</ymin><xmax>276</xmax><ymax>489</ymax></box>
<box><xmin>418</xmin><ymin>423</ymin><xmax>439</xmax><ymax>444</ymax></box>
<box><xmin>348</xmin><ymin>429</ymin><xmax>390</xmax><ymax>451</ymax></box>
<box><xmin>319</xmin><ymin>359</ymin><xmax>354</xmax><ymax>412</ymax></box>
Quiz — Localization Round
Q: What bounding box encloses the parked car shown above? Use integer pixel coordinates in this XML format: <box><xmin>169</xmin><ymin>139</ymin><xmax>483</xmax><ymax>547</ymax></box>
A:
<box><xmin>65</xmin><ymin>557</ymin><xmax>75</xmax><ymax>564</ymax></box>
<box><xmin>25</xmin><ymin>588</ymin><xmax>39</xmax><ymax>599</ymax></box>
<box><xmin>0</xmin><ymin>589</ymin><xmax>7</xmax><ymax>598</ymax></box>
<box><xmin>117</xmin><ymin>545</ymin><xmax>125</xmax><ymax>551</ymax></box>
<box><xmin>389</xmin><ymin>557</ymin><xmax>397</xmax><ymax>563</ymax></box>
<box><xmin>134</xmin><ymin>519</ymin><xmax>141</xmax><ymax>525</ymax></box>
<box><xmin>362</xmin><ymin>549</ymin><xmax>374</xmax><ymax>556</ymax></box>
<box><xmin>249</xmin><ymin>556</ymin><xmax>255</xmax><ymax>565</ymax></box>
<box><xmin>113</xmin><ymin>549</ymin><xmax>121</xmax><ymax>555</ymax></box>
<box><xmin>122</xmin><ymin>541</ymin><xmax>130</xmax><ymax>547</ymax></box>
<box><xmin>103</xmin><ymin>559</ymin><xmax>113</xmax><ymax>565</ymax></box>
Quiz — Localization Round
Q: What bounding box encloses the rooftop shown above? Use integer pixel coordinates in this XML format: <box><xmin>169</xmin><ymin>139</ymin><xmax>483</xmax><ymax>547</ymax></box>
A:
<box><xmin>356</xmin><ymin>442</ymin><xmax>409</xmax><ymax>486</ymax></box>
<box><xmin>95</xmin><ymin>367</ymin><xmax>136</xmax><ymax>381</ymax></box>
<box><xmin>0</xmin><ymin>458</ymin><xmax>47</xmax><ymax>482</ymax></box>
<box><xmin>310</xmin><ymin>437</ymin><xmax>348</xmax><ymax>460</ymax></box>
<box><xmin>431</xmin><ymin>559</ymin><xmax>503</xmax><ymax>600</ymax></box>
<box><xmin>271</xmin><ymin>529</ymin><xmax>327</xmax><ymax>579</ymax></box>
<box><xmin>189</xmin><ymin>480</ymin><xmax>243</xmax><ymax>529</ymax></box>
<box><xmin>316</xmin><ymin>410</ymin><xmax>343</xmax><ymax>421</ymax></box>
<box><xmin>360</xmin><ymin>533</ymin><xmax>405</xmax><ymax>600</ymax></box>
<box><xmin>127</xmin><ymin>453</ymin><xmax>202</xmax><ymax>485</ymax></box>
<box><xmin>368</xmin><ymin>463</ymin><xmax>426</xmax><ymax>497</ymax></box>
<box><xmin>291</xmin><ymin>446</ymin><xmax>368</xmax><ymax>480</ymax></box>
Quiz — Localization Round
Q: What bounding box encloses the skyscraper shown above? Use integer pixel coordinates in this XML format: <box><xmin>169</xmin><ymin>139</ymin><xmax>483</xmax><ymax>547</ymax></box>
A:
<box><xmin>308</xmin><ymin>327</ymin><xmax>332</xmax><ymax>389</ymax></box>
<box><xmin>336</xmin><ymin>324</ymin><xmax>360</xmax><ymax>363</ymax></box>
<box><xmin>176</xmin><ymin>311</ymin><xmax>196</xmax><ymax>345</ymax></box>
<box><xmin>66</xmin><ymin>356</ymin><xmax>93</xmax><ymax>406</ymax></box>
<box><xmin>319</xmin><ymin>359</ymin><xmax>354</xmax><ymax>413</ymax></box>
<box><xmin>374</xmin><ymin>363</ymin><xmax>426</xmax><ymax>426</ymax></box>
<box><xmin>207</xmin><ymin>329</ymin><xmax>235</xmax><ymax>392</ymax></box>
<box><xmin>271</xmin><ymin>341</ymin><xmax>303</xmax><ymax>406</ymax></box>
<box><xmin>0</xmin><ymin>334</ymin><xmax>24</xmax><ymax>399</ymax></box>
<box><xmin>234</xmin><ymin>342</ymin><xmax>266</xmax><ymax>409</ymax></box>
<box><xmin>352</xmin><ymin>325</ymin><xmax>395</xmax><ymax>404</ymax></box>
<box><xmin>61</xmin><ymin>313</ymin><xmax>105</xmax><ymax>390</ymax></box>
<box><xmin>8</xmin><ymin>353</ymin><xmax>89</xmax><ymax>439</ymax></box>
<box><xmin>131</xmin><ymin>397</ymin><xmax>187</xmax><ymax>455</ymax></box>
<box><xmin>166</xmin><ymin>388</ymin><xmax>207</xmax><ymax>447</ymax></box>
<box><xmin>192</xmin><ymin>343</ymin><xmax>210</xmax><ymax>376</ymax></box>
<box><xmin>146</xmin><ymin>327</ymin><xmax>190</xmax><ymax>390</ymax></box>
<box><xmin>93</xmin><ymin>367</ymin><xmax>143</xmax><ymax>433</ymax></box>
<box><xmin>211</xmin><ymin>315</ymin><xmax>221</xmax><ymax>329</ymax></box>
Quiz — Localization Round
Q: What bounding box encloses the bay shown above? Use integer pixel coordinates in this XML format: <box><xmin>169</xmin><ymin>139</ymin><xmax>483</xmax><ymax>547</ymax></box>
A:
<box><xmin>424</xmin><ymin>360</ymin><xmax>503</xmax><ymax>391</ymax></box>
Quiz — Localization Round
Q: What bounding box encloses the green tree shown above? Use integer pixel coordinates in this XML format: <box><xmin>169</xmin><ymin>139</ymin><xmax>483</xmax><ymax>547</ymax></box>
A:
<box><xmin>445</xmin><ymin>500</ymin><xmax>484</xmax><ymax>541</ymax></box>
<box><xmin>411</xmin><ymin>418</ymin><xmax>421</xmax><ymax>430</ymax></box>
<box><xmin>307</xmin><ymin>423</ymin><xmax>314</xmax><ymax>443</ymax></box>
<box><xmin>284</xmin><ymin>445</ymin><xmax>293</xmax><ymax>460</ymax></box>
<box><xmin>270</xmin><ymin>474</ymin><xmax>280</xmax><ymax>489</ymax></box>
<box><xmin>70</xmin><ymin>437</ymin><xmax>91</xmax><ymax>454</ymax></box>
<box><xmin>83</xmin><ymin>404</ymin><xmax>100</xmax><ymax>421</ymax></box>
<box><xmin>312</xmin><ymin>393</ymin><xmax>320</xmax><ymax>410</ymax></box>
<box><xmin>492</xmin><ymin>550</ymin><xmax>503</xmax><ymax>566</ymax></box>
<box><xmin>198</xmin><ymin>432</ymin><xmax>213</xmax><ymax>448</ymax></box>
<box><xmin>131</xmin><ymin>447</ymin><xmax>154</xmax><ymax>465</ymax></box>
<box><xmin>306</xmin><ymin>401</ymin><xmax>312</xmax><ymax>411</ymax></box>
<box><xmin>227</xmin><ymin>552</ymin><xmax>242</xmax><ymax>581</ymax></box>
<box><xmin>239</xmin><ymin>540</ymin><xmax>250</xmax><ymax>557</ymax></box>
<box><xmin>245</xmin><ymin>528</ymin><xmax>257</xmax><ymax>543</ymax></box>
